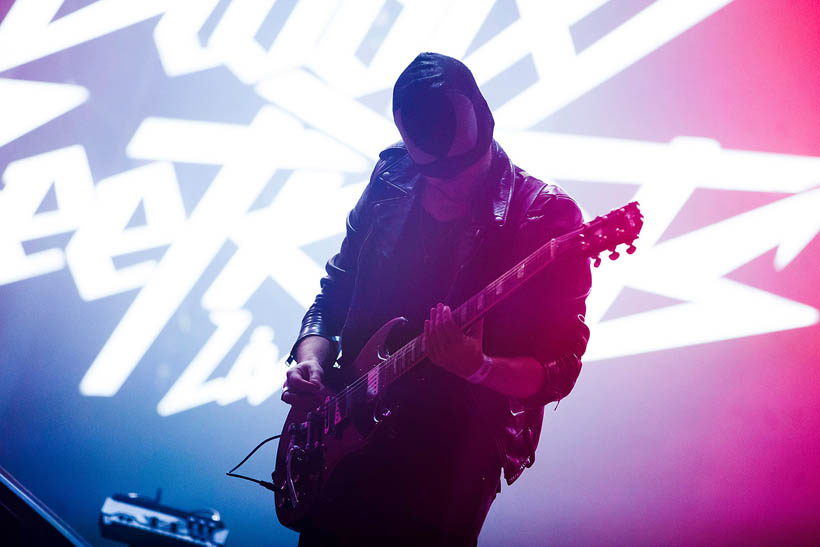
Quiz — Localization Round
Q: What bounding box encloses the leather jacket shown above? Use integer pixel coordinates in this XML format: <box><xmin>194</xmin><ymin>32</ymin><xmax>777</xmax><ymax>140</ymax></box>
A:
<box><xmin>290</xmin><ymin>141</ymin><xmax>591</xmax><ymax>485</ymax></box>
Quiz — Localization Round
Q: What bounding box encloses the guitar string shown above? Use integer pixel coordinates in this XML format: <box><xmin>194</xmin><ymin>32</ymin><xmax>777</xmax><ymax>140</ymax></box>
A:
<box><xmin>319</xmin><ymin>232</ymin><xmax>586</xmax><ymax>418</ymax></box>
<box><xmin>319</xmin><ymin>232</ymin><xmax>588</xmax><ymax>418</ymax></box>
<box><xmin>320</xmin><ymin>225</ymin><xmax>631</xmax><ymax>420</ymax></box>
<box><xmin>324</xmin><ymin>241</ymin><xmax>553</xmax><ymax>410</ymax></box>
<box><xmin>317</xmin><ymin>213</ymin><xmax>636</xmax><ymax>420</ymax></box>
<box><xmin>320</xmin><ymin>230</ymin><xmax>602</xmax><ymax>416</ymax></box>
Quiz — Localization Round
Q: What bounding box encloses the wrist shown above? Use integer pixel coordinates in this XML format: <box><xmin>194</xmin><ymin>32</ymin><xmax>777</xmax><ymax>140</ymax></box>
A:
<box><xmin>466</xmin><ymin>353</ymin><xmax>493</xmax><ymax>384</ymax></box>
<box><xmin>294</xmin><ymin>335</ymin><xmax>337</xmax><ymax>367</ymax></box>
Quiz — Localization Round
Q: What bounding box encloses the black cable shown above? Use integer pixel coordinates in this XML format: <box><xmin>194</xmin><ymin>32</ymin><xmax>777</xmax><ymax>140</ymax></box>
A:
<box><xmin>225</xmin><ymin>434</ymin><xmax>281</xmax><ymax>492</ymax></box>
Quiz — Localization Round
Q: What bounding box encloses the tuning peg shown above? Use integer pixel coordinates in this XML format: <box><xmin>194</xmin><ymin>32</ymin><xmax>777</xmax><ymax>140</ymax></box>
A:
<box><xmin>626</xmin><ymin>244</ymin><xmax>636</xmax><ymax>254</ymax></box>
<box><xmin>593</xmin><ymin>256</ymin><xmax>601</xmax><ymax>268</ymax></box>
<box><xmin>609</xmin><ymin>250</ymin><xmax>620</xmax><ymax>260</ymax></box>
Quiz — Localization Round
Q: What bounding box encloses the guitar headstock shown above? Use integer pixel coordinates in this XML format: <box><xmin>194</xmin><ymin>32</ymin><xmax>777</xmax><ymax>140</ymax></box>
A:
<box><xmin>575</xmin><ymin>201</ymin><xmax>643</xmax><ymax>267</ymax></box>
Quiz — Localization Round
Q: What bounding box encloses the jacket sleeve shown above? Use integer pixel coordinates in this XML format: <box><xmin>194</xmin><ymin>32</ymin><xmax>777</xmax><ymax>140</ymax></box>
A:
<box><xmin>286</xmin><ymin>161</ymin><xmax>382</xmax><ymax>366</ymax></box>
<box><xmin>490</xmin><ymin>184</ymin><xmax>592</xmax><ymax>408</ymax></box>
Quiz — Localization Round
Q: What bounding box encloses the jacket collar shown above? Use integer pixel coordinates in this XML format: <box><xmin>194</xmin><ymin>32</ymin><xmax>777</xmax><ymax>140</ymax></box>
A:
<box><xmin>375</xmin><ymin>141</ymin><xmax>516</xmax><ymax>229</ymax></box>
<box><xmin>486</xmin><ymin>141</ymin><xmax>515</xmax><ymax>228</ymax></box>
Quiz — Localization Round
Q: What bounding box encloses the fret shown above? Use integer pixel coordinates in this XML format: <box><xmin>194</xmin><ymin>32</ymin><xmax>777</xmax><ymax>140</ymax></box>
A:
<box><xmin>336</xmin><ymin>394</ymin><xmax>344</xmax><ymax>421</ymax></box>
<box><xmin>542</xmin><ymin>240</ymin><xmax>556</xmax><ymax>264</ymax></box>
<box><xmin>376</xmin><ymin>346</ymin><xmax>413</xmax><ymax>385</ymax></box>
<box><xmin>328</xmin><ymin>224</ymin><xmax>596</xmax><ymax>436</ymax></box>
<box><xmin>334</xmin><ymin>398</ymin><xmax>342</xmax><ymax>426</ymax></box>
<box><xmin>382</xmin><ymin>360</ymin><xmax>392</xmax><ymax>385</ymax></box>
<box><xmin>479</xmin><ymin>290</ymin><xmax>489</xmax><ymax>310</ymax></box>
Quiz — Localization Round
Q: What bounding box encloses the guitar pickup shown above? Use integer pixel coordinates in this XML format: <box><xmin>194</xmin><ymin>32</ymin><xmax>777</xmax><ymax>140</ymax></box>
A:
<box><xmin>367</xmin><ymin>368</ymin><xmax>379</xmax><ymax>397</ymax></box>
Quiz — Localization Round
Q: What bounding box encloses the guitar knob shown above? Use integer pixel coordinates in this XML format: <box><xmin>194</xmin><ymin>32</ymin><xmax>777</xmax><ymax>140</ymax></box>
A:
<box><xmin>609</xmin><ymin>250</ymin><xmax>620</xmax><ymax>260</ymax></box>
<box><xmin>627</xmin><ymin>244</ymin><xmax>636</xmax><ymax>254</ymax></box>
<box><xmin>593</xmin><ymin>256</ymin><xmax>601</xmax><ymax>268</ymax></box>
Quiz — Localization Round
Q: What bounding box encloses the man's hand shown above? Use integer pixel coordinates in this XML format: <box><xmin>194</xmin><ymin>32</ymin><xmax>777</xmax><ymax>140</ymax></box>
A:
<box><xmin>424</xmin><ymin>302</ymin><xmax>483</xmax><ymax>378</ymax></box>
<box><xmin>281</xmin><ymin>359</ymin><xmax>327</xmax><ymax>410</ymax></box>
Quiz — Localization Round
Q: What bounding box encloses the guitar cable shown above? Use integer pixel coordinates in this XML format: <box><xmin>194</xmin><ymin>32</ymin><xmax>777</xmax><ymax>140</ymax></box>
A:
<box><xmin>225</xmin><ymin>434</ymin><xmax>281</xmax><ymax>492</ymax></box>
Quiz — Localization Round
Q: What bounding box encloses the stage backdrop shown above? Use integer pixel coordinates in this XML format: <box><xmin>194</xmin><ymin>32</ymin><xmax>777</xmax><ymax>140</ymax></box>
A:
<box><xmin>1</xmin><ymin>1</ymin><xmax>819</xmax><ymax>545</ymax></box>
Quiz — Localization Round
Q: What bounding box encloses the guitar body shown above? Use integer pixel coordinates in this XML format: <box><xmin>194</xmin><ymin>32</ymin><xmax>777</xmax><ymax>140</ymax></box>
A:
<box><xmin>272</xmin><ymin>317</ymin><xmax>407</xmax><ymax>531</ymax></box>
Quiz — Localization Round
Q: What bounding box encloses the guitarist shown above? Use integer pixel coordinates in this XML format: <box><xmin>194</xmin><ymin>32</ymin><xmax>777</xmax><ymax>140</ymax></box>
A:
<box><xmin>282</xmin><ymin>52</ymin><xmax>591</xmax><ymax>546</ymax></box>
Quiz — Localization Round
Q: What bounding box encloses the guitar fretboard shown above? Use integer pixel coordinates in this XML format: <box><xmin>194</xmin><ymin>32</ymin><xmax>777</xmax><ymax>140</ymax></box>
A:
<box><xmin>317</xmin><ymin>233</ymin><xmax>572</xmax><ymax>433</ymax></box>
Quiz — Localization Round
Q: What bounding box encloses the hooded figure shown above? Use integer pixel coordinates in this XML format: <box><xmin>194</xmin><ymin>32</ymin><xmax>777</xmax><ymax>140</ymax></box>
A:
<box><xmin>282</xmin><ymin>52</ymin><xmax>591</xmax><ymax>547</ymax></box>
<box><xmin>392</xmin><ymin>52</ymin><xmax>495</xmax><ymax>179</ymax></box>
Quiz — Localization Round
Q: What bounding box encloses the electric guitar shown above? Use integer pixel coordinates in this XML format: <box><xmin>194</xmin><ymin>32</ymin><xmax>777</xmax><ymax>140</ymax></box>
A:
<box><xmin>273</xmin><ymin>201</ymin><xmax>644</xmax><ymax>531</ymax></box>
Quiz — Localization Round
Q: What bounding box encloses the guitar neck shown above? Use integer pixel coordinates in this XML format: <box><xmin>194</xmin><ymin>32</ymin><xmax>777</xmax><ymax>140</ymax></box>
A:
<box><xmin>323</xmin><ymin>200</ymin><xmax>642</xmax><ymax>428</ymax></box>
<box><xmin>367</xmin><ymin>235</ymin><xmax>563</xmax><ymax>389</ymax></box>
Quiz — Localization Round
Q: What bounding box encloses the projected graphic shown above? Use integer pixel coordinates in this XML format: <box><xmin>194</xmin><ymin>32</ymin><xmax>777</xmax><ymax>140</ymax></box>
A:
<box><xmin>2</xmin><ymin>1</ymin><xmax>819</xmax><ymax>545</ymax></box>
<box><xmin>1</xmin><ymin>0</ymin><xmax>816</xmax><ymax>416</ymax></box>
